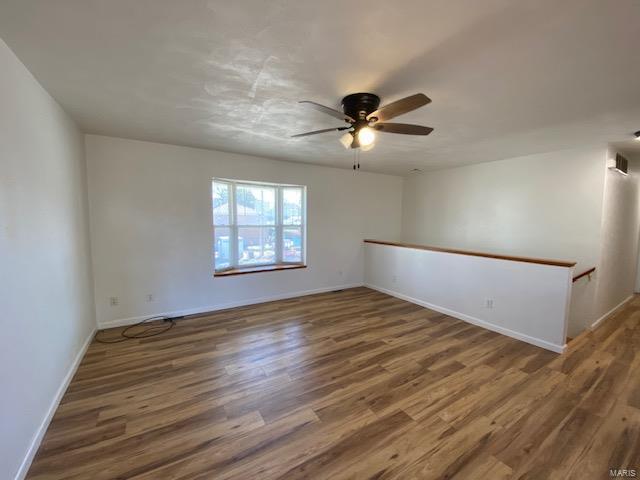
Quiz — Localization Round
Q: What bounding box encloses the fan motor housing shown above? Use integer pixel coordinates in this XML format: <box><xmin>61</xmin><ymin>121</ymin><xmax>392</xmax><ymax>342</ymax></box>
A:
<box><xmin>341</xmin><ymin>93</ymin><xmax>380</xmax><ymax>121</ymax></box>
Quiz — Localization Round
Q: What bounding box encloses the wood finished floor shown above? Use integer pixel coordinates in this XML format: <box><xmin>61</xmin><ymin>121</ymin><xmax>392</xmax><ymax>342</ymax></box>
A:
<box><xmin>27</xmin><ymin>287</ymin><xmax>640</xmax><ymax>479</ymax></box>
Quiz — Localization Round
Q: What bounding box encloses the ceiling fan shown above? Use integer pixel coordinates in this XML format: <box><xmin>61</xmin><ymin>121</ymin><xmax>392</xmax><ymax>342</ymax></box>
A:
<box><xmin>292</xmin><ymin>92</ymin><xmax>433</xmax><ymax>150</ymax></box>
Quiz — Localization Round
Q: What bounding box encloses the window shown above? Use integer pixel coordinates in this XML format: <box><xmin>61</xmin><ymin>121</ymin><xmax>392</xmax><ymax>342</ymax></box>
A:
<box><xmin>212</xmin><ymin>178</ymin><xmax>306</xmax><ymax>274</ymax></box>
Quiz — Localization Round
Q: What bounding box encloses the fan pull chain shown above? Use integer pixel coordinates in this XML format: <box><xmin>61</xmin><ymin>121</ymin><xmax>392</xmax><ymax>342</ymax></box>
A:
<box><xmin>351</xmin><ymin>148</ymin><xmax>361</xmax><ymax>171</ymax></box>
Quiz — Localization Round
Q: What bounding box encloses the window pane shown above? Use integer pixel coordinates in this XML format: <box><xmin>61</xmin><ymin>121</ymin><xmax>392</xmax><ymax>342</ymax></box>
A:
<box><xmin>282</xmin><ymin>188</ymin><xmax>302</xmax><ymax>225</ymax></box>
<box><xmin>236</xmin><ymin>184</ymin><xmax>275</xmax><ymax>225</ymax></box>
<box><xmin>213</xmin><ymin>181</ymin><xmax>230</xmax><ymax>226</ymax></box>
<box><xmin>214</xmin><ymin>227</ymin><xmax>231</xmax><ymax>270</ymax></box>
<box><xmin>283</xmin><ymin>227</ymin><xmax>302</xmax><ymax>263</ymax></box>
<box><xmin>238</xmin><ymin>227</ymin><xmax>276</xmax><ymax>265</ymax></box>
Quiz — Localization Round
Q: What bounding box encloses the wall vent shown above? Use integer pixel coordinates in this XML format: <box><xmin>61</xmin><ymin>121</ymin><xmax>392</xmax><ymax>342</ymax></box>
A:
<box><xmin>608</xmin><ymin>153</ymin><xmax>629</xmax><ymax>175</ymax></box>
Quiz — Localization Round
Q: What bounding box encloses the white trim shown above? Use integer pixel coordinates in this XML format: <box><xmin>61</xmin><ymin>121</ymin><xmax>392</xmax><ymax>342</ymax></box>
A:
<box><xmin>230</xmin><ymin>181</ymin><xmax>238</xmax><ymax>267</ymax></box>
<box><xmin>15</xmin><ymin>327</ymin><xmax>96</xmax><ymax>480</ymax></box>
<box><xmin>98</xmin><ymin>283</ymin><xmax>364</xmax><ymax>329</ymax></box>
<box><xmin>365</xmin><ymin>283</ymin><xmax>566</xmax><ymax>354</ymax></box>
<box><xmin>276</xmin><ymin>187</ymin><xmax>283</xmax><ymax>264</ymax></box>
<box><xmin>590</xmin><ymin>294</ymin><xmax>634</xmax><ymax>330</ymax></box>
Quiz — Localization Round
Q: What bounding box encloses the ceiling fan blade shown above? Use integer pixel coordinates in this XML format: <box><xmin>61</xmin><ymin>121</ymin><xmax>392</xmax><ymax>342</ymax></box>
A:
<box><xmin>367</xmin><ymin>93</ymin><xmax>431</xmax><ymax>122</ymax></box>
<box><xmin>291</xmin><ymin>126</ymin><xmax>349</xmax><ymax>138</ymax></box>
<box><xmin>372</xmin><ymin>123</ymin><xmax>434</xmax><ymax>135</ymax></box>
<box><xmin>299</xmin><ymin>101</ymin><xmax>355</xmax><ymax>123</ymax></box>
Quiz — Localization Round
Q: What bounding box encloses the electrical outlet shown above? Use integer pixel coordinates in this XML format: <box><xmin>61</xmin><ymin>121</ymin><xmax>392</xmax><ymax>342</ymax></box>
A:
<box><xmin>485</xmin><ymin>299</ymin><xmax>494</xmax><ymax>309</ymax></box>
<box><xmin>392</xmin><ymin>275</ymin><xmax>398</xmax><ymax>283</ymax></box>
<box><xmin>109</xmin><ymin>296</ymin><xmax>119</xmax><ymax>306</ymax></box>
<box><xmin>146</xmin><ymin>294</ymin><xmax>154</xmax><ymax>302</ymax></box>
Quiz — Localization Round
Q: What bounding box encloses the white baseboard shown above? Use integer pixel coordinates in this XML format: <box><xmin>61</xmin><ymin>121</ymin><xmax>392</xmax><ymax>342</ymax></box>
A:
<box><xmin>98</xmin><ymin>283</ymin><xmax>365</xmax><ymax>329</ymax></box>
<box><xmin>15</xmin><ymin>327</ymin><xmax>96</xmax><ymax>480</ymax></box>
<box><xmin>590</xmin><ymin>294</ymin><xmax>634</xmax><ymax>330</ymax></box>
<box><xmin>365</xmin><ymin>283</ymin><xmax>565</xmax><ymax>353</ymax></box>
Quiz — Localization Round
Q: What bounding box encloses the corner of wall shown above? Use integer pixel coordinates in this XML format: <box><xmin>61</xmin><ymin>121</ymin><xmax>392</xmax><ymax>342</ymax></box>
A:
<box><xmin>82</xmin><ymin>134</ymin><xmax>99</xmax><ymax>330</ymax></box>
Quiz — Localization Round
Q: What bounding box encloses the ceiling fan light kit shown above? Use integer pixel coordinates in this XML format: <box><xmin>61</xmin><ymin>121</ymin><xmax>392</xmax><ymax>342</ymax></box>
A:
<box><xmin>357</xmin><ymin>127</ymin><xmax>376</xmax><ymax>147</ymax></box>
<box><xmin>339</xmin><ymin>132</ymin><xmax>353</xmax><ymax>149</ymax></box>
<box><xmin>293</xmin><ymin>92</ymin><xmax>434</xmax><ymax>160</ymax></box>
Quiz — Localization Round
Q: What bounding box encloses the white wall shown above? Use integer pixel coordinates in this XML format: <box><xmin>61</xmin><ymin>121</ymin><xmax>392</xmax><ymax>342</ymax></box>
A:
<box><xmin>85</xmin><ymin>135</ymin><xmax>403</xmax><ymax>327</ymax></box>
<box><xmin>364</xmin><ymin>243</ymin><xmax>573</xmax><ymax>352</ymax></box>
<box><xmin>401</xmin><ymin>147</ymin><xmax>607</xmax><ymax>336</ymax></box>
<box><xmin>593</xmin><ymin>150</ymin><xmax>640</xmax><ymax>324</ymax></box>
<box><xmin>0</xmin><ymin>39</ymin><xmax>96</xmax><ymax>479</ymax></box>
<box><xmin>402</xmin><ymin>147</ymin><xmax>606</xmax><ymax>270</ymax></box>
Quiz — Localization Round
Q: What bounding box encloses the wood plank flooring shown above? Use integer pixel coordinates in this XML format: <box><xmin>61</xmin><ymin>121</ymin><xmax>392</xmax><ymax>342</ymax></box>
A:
<box><xmin>27</xmin><ymin>287</ymin><xmax>640</xmax><ymax>479</ymax></box>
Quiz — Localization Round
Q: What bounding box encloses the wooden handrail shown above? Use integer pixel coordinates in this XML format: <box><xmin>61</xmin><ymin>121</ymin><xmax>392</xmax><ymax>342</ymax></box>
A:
<box><xmin>363</xmin><ymin>239</ymin><xmax>577</xmax><ymax>268</ymax></box>
<box><xmin>572</xmin><ymin>267</ymin><xmax>595</xmax><ymax>283</ymax></box>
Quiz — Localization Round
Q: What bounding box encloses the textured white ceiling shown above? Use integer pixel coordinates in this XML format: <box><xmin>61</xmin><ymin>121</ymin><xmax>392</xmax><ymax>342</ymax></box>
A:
<box><xmin>1</xmin><ymin>0</ymin><xmax>640</xmax><ymax>174</ymax></box>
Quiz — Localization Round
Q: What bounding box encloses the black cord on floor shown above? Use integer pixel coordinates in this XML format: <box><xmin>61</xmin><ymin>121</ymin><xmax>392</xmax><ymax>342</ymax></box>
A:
<box><xmin>94</xmin><ymin>315</ymin><xmax>176</xmax><ymax>344</ymax></box>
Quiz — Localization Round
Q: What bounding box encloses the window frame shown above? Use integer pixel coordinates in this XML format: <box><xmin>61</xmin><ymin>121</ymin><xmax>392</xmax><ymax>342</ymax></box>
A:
<box><xmin>212</xmin><ymin>178</ymin><xmax>306</xmax><ymax>274</ymax></box>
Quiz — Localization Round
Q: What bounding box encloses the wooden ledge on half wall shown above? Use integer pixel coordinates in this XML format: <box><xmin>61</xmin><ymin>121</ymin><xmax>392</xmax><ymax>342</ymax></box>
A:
<box><xmin>363</xmin><ymin>239</ymin><xmax>576</xmax><ymax>268</ymax></box>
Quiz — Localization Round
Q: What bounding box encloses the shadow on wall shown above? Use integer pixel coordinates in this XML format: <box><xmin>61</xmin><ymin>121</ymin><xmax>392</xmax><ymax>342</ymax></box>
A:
<box><xmin>568</xmin><ymin>152</ymin><xmax>640</xmax><ymax>338</ymax></box>
<box><xmin>592</xmin><ymin>152</ymin><xmax>640</xmax><ymax>322</ymax></box>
